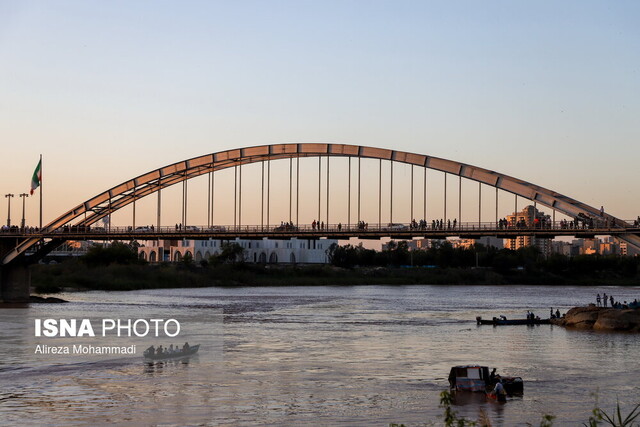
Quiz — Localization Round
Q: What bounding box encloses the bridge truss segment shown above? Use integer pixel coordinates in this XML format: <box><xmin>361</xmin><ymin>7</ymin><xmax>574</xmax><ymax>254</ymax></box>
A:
<box><xmin>2</xmin><ymin>143</ymin><xmax>638</xmax><ymax>265</ymax></box>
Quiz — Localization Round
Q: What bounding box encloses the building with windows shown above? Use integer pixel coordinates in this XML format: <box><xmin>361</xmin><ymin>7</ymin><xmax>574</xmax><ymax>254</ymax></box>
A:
<box><xmin>137</xmin><ymin>238</ymin><xmax>337</xmax><ymax>264</ymax></box>
<box><xmin>504</xmin><ymin>205</ymin><xmax>552</xmax><ymax>256</ymax></box>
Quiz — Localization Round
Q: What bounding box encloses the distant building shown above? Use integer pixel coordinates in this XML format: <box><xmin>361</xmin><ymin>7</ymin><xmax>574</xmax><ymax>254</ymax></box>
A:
<box><xmin>453</xmin><ymin>236</ymin><xmax>504</xmax><ymax>250</ymax></box>
<box><xmin>550</xmin><ymin>240</ymin><xmax>572</xmax><ymax>256</ymax></box>
<box><xmin>504</xmin><ymin>205</ymin><xmax>551</xmax><ymax>256</ymax></box>
<box><xmin>569</xmin><ymin>236</ymin><xmax>629</xmax><ymax>256</ymax></box>
<box><xmin>382</xmin><ymin>238</ymin><xmax>442</xmax><ymax>251</ymax></box>
<box><xmin>137</xmin><ymin>238</ymin><xmax>337</xmax><ymax>264</ymax></box>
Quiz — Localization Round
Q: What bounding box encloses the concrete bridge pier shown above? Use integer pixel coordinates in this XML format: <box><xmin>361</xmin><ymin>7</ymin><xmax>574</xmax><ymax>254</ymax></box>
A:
<box><xmin>1</xmin><ymin>263</ymin><xmax>31</xmax><ymax>303</ymax></box>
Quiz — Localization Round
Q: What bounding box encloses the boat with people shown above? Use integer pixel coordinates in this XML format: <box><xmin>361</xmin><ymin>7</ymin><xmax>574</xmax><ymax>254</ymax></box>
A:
<box><xmin>476</xmin><ymin>316</ymin><xmax>551</xmax><ymax>326</ymax></box>
<box><xmin>143</xmin><ymin>343</ymin><xmax>200</xmax><ymax>361</ymax></box>
<box><xmin>448</xmin><ymin>365</ymin><xmax>523</xmax><ymax>402</ymax></box>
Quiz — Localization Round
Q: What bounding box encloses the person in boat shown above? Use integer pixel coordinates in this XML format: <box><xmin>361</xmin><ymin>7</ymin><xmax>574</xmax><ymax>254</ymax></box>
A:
<box><xmin>169</xmin><ymin>344</ymin><xmax>174</xmax><ymax>353</ymax></box>
<box><xmin>491</xmin><ymin>377</ymin><xmax>507</xmax><ymax>402</ymax></box>
<box><xmin>489</xmin><ymin>368</ymin><xmax>497</xmax><ymax>384</ymax></box>
<box><xmin>499</xmin><ymin>315</ymin><xmax>507</xmax><ymax>321</ymax></box>
<box><xmin>183</xmin><ymin>342</ymin><xmax>190</xmax><ymax>351</ymax></box>
<box><xmin>146</xmin><ymin>345</ymin><xmax>155</xmax><ymax>356</ymax></box>
<box><xmin>157</xmin><ymin>345</ymin><xmax>164</xmax><ymax>355</ymax></box>
<box><xmin>555</xmin><ymin>309</ymin><xmax>561</xmax><ymax>318</ymax></box>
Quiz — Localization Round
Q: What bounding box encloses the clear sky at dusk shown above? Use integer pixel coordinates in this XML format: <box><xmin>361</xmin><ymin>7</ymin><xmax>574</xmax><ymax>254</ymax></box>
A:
<box><xmin>1</xmin><ymin>1</ymin><xmax>639</xmax><ymax>227</ymax></box>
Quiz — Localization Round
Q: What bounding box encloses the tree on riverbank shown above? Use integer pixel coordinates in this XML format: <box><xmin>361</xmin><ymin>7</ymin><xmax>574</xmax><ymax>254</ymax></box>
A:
<box><xmin>82</xmin><ymin>242</ymin><xmax>143</xmax><ymax>267</ymax></box>
<box><xmin>327</xmin><ymin>241</ymin><xmax>639</xmax><ymax>281</ymax></box>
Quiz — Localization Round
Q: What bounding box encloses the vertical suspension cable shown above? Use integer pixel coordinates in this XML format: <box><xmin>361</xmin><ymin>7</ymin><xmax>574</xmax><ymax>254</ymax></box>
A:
<box><xmin>358</xmin><ymin>157</ymin><xmax>361</xmax><ymax>224</ymax></box>
<box><xmin>261</xmin><ymin>161</ymin><xmax>264</xmax><ymax>230</ymax></box>
<box><xmin>444</xmin><ymin>173</ymin><xmax>447</xmax><ymax>224</ymax></box>
<box><xmin>410</xmin><ymin>165</ymin><xmax>414</xmax><ymax>222</ymax></box>
<box><xmin>458</xmin><ymin>175</ymin><xmax>462</xmax><ymax>228</ymax></box>
<box><xmin>207</xmin><ymin>170</ymin><xmax>211</xmax><ymax>228</ymax></box>
<box><xmin>495</xmin><ymin>187</ymin><xmax>498</xmax><ymax>227</ymax></box>
<box><xmin>157</xmin><ymin>184</ymin><xmax>161</xmax><ymax>231</ymax></box>
<box><xmin>478</xmin><ymin>182</ymin><xmax>482</xmax><ymax>228</ymax></box>
<box><xmin>132</xmin><ymin>188</ymin><xmax>136</xmax><ymax>230</ymax></box>
<box><xmin>318</xmin><ymin>156</ymin><xmax>321</xmax><ymax>224</ymax></box>
<box><xmin>289</xmin><ymin>157</ymin><xmax>292</xmax><ymax>223</ymax></box>
<box><xmin>211</xmin><ymin>168</ymin><xmax>215</xmax><ymax>227</ymax></box>
<box><xmin>348</xmin><ymin>157</ymin><xmax>351</xmax><ymax>228</ymax></box>
<box><xmin>296</xmin><ymin>156</ymin><xmax>300</xmax><ymax>227</ymax></box>
<box><xmin>267</xmin><ymin>159</ymin><xmax>271</xmax><ymax>229</ymax></box>
<box><xmin>326</xmin><ymin>155</ymin><xmax>329</xmax><ymax>228</ymax></box>
<box><xmin>234</xmin><ymin>165</ymin><xmax>237</xmax><ymax>230</ymax></box>
<box><xmin>423</xmin><ymin>167</ymin><xmax>426</xmax><ymax>222</ymax></box>
<box><xmin>239</xmin><ymin>161</ymin><xmax>242</xmax><ymax>229</ymax></box>
<box><xmin>378</xmin><ymin>159</ymin><xmax>382</xmax><ymax>228</ymax></box>
<box><xmin>390</xmin><ymin>160</ymin><xmax>393</xmax><ymax>224</ymax></box>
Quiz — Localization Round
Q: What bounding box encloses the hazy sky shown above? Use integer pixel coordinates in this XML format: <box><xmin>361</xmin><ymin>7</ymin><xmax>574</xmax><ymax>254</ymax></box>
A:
<box><xmin>1</xmin><ymin>1</ymin><xmax>639</xmax><ymax>227</ymax></box>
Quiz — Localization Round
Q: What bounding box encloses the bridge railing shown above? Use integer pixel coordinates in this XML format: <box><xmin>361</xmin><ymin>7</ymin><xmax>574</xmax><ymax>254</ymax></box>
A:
<box><xmin>2</xmin><ymin>219</ymin><xmax>638</xmax><ymax>236</ymax></box>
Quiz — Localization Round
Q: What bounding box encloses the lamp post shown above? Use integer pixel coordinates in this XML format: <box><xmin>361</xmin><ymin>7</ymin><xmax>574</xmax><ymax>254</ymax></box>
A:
<box><xmin>5</xmin><ymin>193</ymin><xmax>14</xmax><ymax>227</ymax></box>
<box><xmin>19</xmin><ymin>193</ymin><xmax>28</xmax><ymax>229</ymax></box>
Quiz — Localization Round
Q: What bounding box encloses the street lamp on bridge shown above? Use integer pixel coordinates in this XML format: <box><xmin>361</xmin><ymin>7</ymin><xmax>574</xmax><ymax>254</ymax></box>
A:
<box><xmin>5</xmin><ymin>193</ymin><xmax>14</xmax><ymax>227</ymax></box>
<box><xmin>19</xmin><ymin>193</ymin><xmax>28</xmax><ymax>229</ymax></box>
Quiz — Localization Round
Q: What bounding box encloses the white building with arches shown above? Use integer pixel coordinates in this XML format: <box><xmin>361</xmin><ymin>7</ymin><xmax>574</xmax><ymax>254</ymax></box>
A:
<box><xmin>137</xmin><ymin>238</ymin><xmax>337</xmax><ymax>264</ymax></box>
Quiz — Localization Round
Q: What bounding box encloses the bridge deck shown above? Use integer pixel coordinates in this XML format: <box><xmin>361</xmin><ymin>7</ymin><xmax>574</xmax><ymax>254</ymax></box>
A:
<box><xmin>2</xmin><ymin>223</ymin><xmax>639</xmax><ymax>242</ymax></box>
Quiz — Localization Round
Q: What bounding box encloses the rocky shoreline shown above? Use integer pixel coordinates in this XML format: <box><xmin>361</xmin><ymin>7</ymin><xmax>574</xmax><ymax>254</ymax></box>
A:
<box><xmin>551</xmin><ymin>305</ymin><xmax>640</xmax><ymax>332</ymax></box>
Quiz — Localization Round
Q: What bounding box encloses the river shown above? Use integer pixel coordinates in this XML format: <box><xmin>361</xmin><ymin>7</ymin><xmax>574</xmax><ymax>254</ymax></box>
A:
<box><xmin>1</xmin><ymin>285</ymin><xmax>639</xmax><ymax>426</ymax></box>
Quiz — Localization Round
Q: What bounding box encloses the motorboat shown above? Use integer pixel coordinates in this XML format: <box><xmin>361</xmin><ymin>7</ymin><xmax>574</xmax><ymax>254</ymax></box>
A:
<box><xmin>476</xmin><ymin>316</ymin><xmax>550</xmax><ymax>325</ymax></box>
<box><xmin>448</xmin><ymin>365</ymin><xmax>523</xmax><ymax>395</ymax></box>
<box><xmin>143</xmin><ymin>344</ymin><xmax>200</xmax><ymax>361</ymax></box>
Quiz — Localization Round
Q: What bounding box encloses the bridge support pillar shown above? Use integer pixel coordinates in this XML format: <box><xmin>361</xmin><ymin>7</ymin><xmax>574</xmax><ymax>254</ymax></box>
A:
<box><xmin>1</xmin><ymin>263</ymin><xmax>30</xmax><ymax>303</ymax></box>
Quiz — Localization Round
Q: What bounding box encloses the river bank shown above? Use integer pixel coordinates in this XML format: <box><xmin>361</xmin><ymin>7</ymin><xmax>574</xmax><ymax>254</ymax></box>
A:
<box><xmin>31</xmin><ymin>260</ymin><xmax>640</xmax><ymax>293</ymax></box>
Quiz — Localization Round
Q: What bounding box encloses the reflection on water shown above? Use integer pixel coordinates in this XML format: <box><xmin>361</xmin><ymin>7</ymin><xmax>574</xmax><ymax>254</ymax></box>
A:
<box><xmin>1</xmin><ymin>285</ymin><xmax>639</xmax><ymax>426</ymax></box>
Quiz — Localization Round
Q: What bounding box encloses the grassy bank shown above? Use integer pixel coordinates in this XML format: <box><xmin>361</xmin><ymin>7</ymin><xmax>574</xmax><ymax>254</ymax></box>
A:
<box><xmin>31</xmin><ymin>260</ymin><xmax>640</xmax><ymax>293</ymax></box>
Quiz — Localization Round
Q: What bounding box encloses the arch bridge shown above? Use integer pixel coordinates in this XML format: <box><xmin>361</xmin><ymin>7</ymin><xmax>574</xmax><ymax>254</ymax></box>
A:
<box><xmin>2</xmin><ymin>143</ymin><xmax>639</xmax><ymax>302</ymax></box>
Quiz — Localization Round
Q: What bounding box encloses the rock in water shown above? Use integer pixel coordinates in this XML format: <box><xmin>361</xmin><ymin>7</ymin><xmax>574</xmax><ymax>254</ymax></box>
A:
<box><xmin>594</xmin><ymin>309</ymin><xmax>640</xmax><ymax>332</ymax></box>
<box><xmin>562</xmin><ymin>306</ymin><xmax>601</xmax><ymax>329</ymax></box>
<box><xmin>555</xmin><ymin>305</ymin><xmax>640</xmax><ymax>332</ymax></box>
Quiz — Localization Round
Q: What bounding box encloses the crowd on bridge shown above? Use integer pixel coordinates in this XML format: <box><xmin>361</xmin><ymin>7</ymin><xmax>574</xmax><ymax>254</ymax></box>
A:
<box><xmin>3</xmin><ymin>213</ymin><xmax>635</xmax><ymax>236</ymax></box>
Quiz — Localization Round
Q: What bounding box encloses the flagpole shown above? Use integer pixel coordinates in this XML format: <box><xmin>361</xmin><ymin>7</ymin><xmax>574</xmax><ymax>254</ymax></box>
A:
<box><xmin>39</xmin><ymin>154</ymin><xmax>42</xmax><ymax>230</ymax></box>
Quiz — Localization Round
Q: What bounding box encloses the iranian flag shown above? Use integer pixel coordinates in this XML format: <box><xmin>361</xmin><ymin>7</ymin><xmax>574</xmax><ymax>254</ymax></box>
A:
<box><xmin>30</xmin><ymin>159</ymin><xmax>42</xmax><ymax>195</ymax></box>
